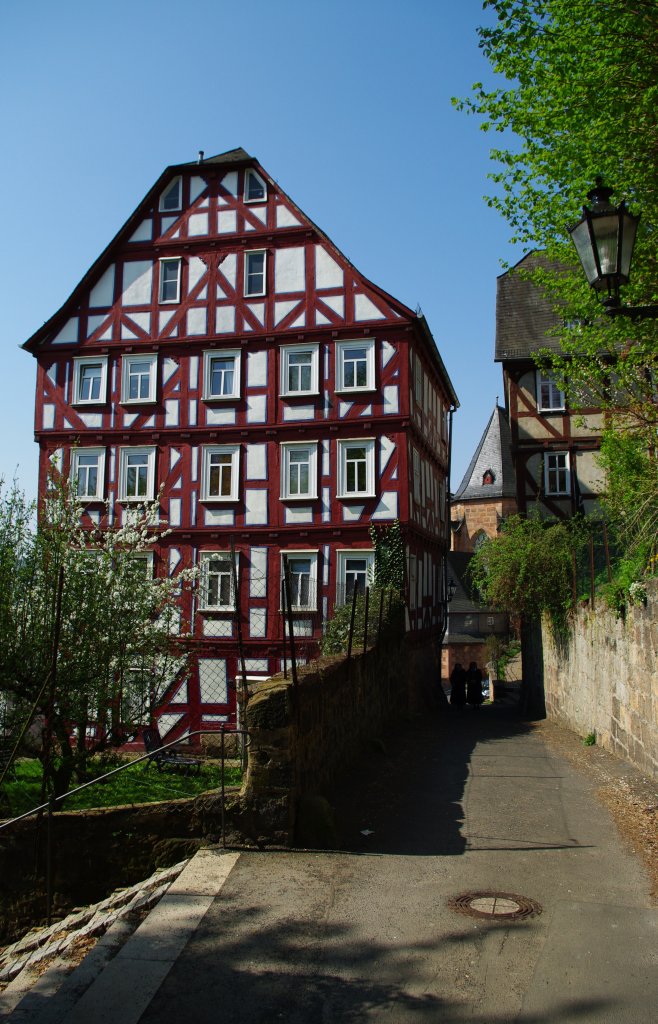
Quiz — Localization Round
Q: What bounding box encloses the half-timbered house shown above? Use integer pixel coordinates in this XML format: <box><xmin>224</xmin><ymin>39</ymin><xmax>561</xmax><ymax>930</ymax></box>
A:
<box><xmin>495</xmin><ymin>251</ymin><xmax>603</xmax><ymax>519</ymax></box>
<box><xmin>24</xmin><ymin>148</ymin><xmax>458</xmax><ymax>740</ymax></box>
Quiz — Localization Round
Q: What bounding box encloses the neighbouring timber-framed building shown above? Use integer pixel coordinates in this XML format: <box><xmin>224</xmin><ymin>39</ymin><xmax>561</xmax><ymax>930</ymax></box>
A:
<box><xmin>24</xmin><ymin>148</ymin><xmax>458</xmax><ymax>740</ymax></box>
<box><xmin>495</xmin><ymin>251</ymin><xmax>603</xmax><ymax>519</ymax></box>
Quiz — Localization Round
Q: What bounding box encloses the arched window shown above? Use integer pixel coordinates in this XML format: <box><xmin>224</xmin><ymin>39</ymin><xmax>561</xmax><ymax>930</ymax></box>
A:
<box><xmin>473</xmin><ymin>530</ymin><xmax>488</xmax><ymax>551</ymax></box>
<box><xmin>482</xmin><ymin>468</ymin><xmax>495</xmax><ymax>486</ymax></box>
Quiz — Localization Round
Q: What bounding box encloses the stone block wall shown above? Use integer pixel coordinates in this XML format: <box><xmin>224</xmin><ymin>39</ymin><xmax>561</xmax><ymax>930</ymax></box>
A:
<box><xmin>542</xmin><ymin>580</ymin><xmax>658</xmax><ymax>779</ymax></box>
<box><xmin>241</xmin><ymin>636</ymin><xmax>436</xmax><ymax>843</ymax></box>
<box><xmin>451</xmin><ymin>498</ymin><xmax>517</xmax><ymax>553</ymax></box>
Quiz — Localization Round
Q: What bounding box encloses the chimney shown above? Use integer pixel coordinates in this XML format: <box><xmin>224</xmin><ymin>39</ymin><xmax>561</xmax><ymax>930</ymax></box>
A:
<box><xmin>198</xmin><ymin>150</ymin><xmax>204</xmax><ymax>164</ymax></box>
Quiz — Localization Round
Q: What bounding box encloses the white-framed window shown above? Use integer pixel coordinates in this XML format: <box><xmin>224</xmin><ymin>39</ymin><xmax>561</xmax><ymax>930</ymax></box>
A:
<box><xmin>336</xmin><ymin>339</ymin><xmax>375</xmax><ymax>393</ymax></box>
<box><xmin>244</xmin><ymin>169</ymin><xmax>266</xmax><ymax>203</ymax></box>
<box><xmin>199</xmin><ymin>551</ymin><xmax>236</xmax><ymax>611</ymax></box>
<box><xmin>337</xmin><ymin>439</ymin><xmax>376</xmax><ymax>499</ymax></box>
<box><xmin>121</xmin><ymin>354</ymin><xmax>158</xmax><ymax>404</ymax></box>
<box><xmin>202</xmin><ymin>349</ymin><xmax>241</xmax><ymax>400</ymax></box>
<box><xmin>280</xmin><ymin>442</ymin><xmax>318</xmax><ymax>500</ymax></box>
<box><xmin>280</xmin><ymin>343</ymin><xmax>320</xmax><ymax>397</ymax></box>
<box><xmin>244</xmin><ymin>250</ymin><xmax>266</xmax><ymax>297</ymax></box>
<box><xmin>71</xmin><ymin>448</ymin><xmax>105</xmax><ymax>501</ymax></box>
<box><xmin>537</xmin><ymin>371</ymin><xmax>565</xmax><ymax>412</ymax></box>
<box><xmin>72</xmin><ymin>356</ymin><xmax>108</xmax><ymax>405</ymax></box>
<box><xmin>336</xmin><ymin>549</ymin><xmax>374</xmax><ymax>604</ymax></box>
<box><xmin>129</xmin><ymin>551</ymin><xmax>155</xmax><ymax>577</ymax></box>
<box><xmin>159</xmin><ymin>257</ymin><xmax>181</xmax><ymax>303</ymax></box>
<box><xmin>281</xmin><ymin>551</ymin><xmax>318</xmax><ymax>611</ymax></box>
<box><xmin>118</xmin><ymin>447</ymin><xmax>157</xmax><ymax>502</ymax></box>
<box><xmin>201</xmin><ymin>445</ymin><xmax>240</xmax><ymax>502</ymax></box>
<box><xmin>159</xmin><ymin>176</ymin><xmax>182</xmax><ymax>213</ymax></box>
<box><xmin>545</xmin><ymin>451</ymin><xmax>570</xmax><ymax>495</ymax></box>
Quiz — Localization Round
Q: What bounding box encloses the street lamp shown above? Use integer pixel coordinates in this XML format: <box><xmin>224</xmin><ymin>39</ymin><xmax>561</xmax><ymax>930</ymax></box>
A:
<box><xmin>568</xmin><ymin>178</ymin><xmax>658</xmax><ymax>318</ymax></box>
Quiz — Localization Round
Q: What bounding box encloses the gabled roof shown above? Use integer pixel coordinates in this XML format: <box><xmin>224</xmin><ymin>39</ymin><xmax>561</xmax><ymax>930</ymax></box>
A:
<box><xmin>21</xmin><ymin>147</ymin><xmax>457</xmax><ymax>403</ymax></box>
<box><xmin>495</xmin><ymin>250</ymin><xmax>563</xmax><ymax>362</ymax></box>
<box><xmin>181</xmin><ymin>148</ymin><xmax>252</xmax><ymax>166</ymax></box>
<box><xmin>453</xmin><ymin>404</ymin><xmax>516</xmax><ymax>501</ymax></box>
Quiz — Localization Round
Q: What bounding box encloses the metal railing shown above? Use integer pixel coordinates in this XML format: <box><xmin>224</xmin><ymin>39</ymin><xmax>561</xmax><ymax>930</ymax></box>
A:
<box><xmin>0</xmin><ymin>727</ymin><xmax>246</xmax><ymax>926</ymax></box>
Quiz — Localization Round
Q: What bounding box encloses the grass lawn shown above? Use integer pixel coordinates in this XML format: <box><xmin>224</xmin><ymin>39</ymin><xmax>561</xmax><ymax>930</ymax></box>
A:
<box><xmin>1</xmin><ymin>757</ymin><xmax>242</xmax><ymax>817</ymax></box>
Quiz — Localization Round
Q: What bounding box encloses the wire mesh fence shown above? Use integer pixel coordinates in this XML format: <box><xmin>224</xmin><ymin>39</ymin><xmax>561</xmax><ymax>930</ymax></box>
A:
<box><xmin>572</xmin><ymin>521</ymin><xmax>623</xmax><ymax>606</ymax></box>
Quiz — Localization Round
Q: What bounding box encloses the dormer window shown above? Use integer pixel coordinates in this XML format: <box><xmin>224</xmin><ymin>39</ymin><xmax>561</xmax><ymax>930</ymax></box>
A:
<box><xmin>482</xmin><ymin>469</ymin><xmax>495</xmax><ymax>486</ymax></box>
<box><xmin>245</xmin><ymin>169</ymin><xmax>266</xmax><ymax>203</ymax></box>
<box><xmin>159</xmin><ymin>176</ymin><xmax>182</xmax><ymax>213</ymax></box>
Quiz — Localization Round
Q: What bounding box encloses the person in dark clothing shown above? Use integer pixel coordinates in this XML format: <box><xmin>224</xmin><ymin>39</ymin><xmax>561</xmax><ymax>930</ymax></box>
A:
<box><xmin>466</xmin><ymin>662</ymin><xmax>484</xmax><ymax>709</ymax></box>
<box><xmin>450</xmin><ymin>662</ymin><xmax>467</xmax><ymax>708</ymax></box>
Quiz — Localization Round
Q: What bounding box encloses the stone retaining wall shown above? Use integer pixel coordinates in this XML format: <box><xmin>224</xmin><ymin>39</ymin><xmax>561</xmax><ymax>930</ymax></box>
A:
<box><xmin>542</xmin><ymin>579</ymin><xmax>658</xmax><ymax>779</ymax></box>
<box><xmin>241</xmin><ymin>636</ymin><xmax>438</xmax><ymax>844</ymax></box>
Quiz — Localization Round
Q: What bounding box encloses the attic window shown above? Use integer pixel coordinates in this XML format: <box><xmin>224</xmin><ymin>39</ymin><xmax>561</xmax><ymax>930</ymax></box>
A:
<box><xmin>244</xmin><ymin>169</ymin><xmax>266</xmax><ymax>203</ymax></box>
<box><xmin>159</xmin><ymin>176</ymin><xmax>182</xmax><ymax>213</ymax></box>
<box><xmin>482</xmin><ymin>469</ymin><xmax>495</xmax><ymax>486</ymax></box>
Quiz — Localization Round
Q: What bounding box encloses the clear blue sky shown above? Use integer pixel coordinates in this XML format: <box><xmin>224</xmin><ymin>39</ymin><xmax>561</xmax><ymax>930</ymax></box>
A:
<box><xmin>0</xmin><ymin>0</ymin><xmax>522</xmax><ymax>502</ymax></box>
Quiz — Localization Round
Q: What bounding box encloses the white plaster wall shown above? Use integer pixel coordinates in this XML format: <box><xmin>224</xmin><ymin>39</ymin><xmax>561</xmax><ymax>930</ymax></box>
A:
<box><xmin>315</xmin><ymin>246</ymin><xmax>343</xmax><ymax>289</ymax></box>
<box><xmin>89</xmin><ymin>265</ymin><xmax>115</xmax><ymax>307</ymax></box>
<box><xmin>246</xmin><ymin>444</ymin><xmax>267</xmax><ymax>480</ymax></box>
<box><xmin>122</xmin><ymin>261</ymin><xmax>152</xmax><ymax>306</ymax></box>
<box><xmin>247</xmin><ymin>350</ymin><xmax>268</xmax><ymax>387</ymax></box>
<box><xmin>245</xmin><ymin>489</ymin><xmax>268</xmax><ymax>525</ymax></box>
<box><xmin>275</xmin><ymin>247</ymin><xmax>305</xmax><ymax>292</ymax></box>
<box><xmin>53</xmin><ymin>317</ymin><xmax>79</xmax><ymax>344</ymax></box>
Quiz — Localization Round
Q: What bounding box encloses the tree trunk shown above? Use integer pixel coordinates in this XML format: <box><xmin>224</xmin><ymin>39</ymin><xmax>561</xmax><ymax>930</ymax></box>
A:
<box><xmin>520</xmin><ymin>616</ymin><xmax>546</xmax><ymax>719</ymax></box>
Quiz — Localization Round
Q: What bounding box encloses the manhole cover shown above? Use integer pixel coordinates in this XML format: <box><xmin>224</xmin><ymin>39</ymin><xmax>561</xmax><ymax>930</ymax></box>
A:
<box><xmin>448</xmin><ymin>891</ymin><xmax>542</xmax><ymax>921</ymax></box>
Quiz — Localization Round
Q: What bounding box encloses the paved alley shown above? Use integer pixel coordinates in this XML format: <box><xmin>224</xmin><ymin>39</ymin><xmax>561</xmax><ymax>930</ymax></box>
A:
<box><xmin>7</xmin><ymin>703</ymin><xmax>658</xmax><ymax>1023</ymax></box>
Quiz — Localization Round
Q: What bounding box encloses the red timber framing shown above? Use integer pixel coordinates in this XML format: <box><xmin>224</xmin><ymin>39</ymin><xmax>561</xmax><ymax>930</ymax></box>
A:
<box><xmin>24</xmin><ymin>148</ymin><xmax>458</xmax><ymax>743</ymax></box>
<box><xmin>495</xmin><ymin>252</ymin><xmax>604</xmax><ymax>524</ymax></box>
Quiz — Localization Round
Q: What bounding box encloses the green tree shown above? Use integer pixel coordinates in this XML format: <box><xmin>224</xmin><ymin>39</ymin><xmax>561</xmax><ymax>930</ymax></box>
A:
<box><xmin>0</xmin><ymin>478</ymin><xmax>196</xmax><ymax>797</ymax></box>
<box><xmin>469</xmin><ymin>514</ymin><xmax>581</xmax><ymax>637</ymax></box>
<box><xmin>456</xmin><ymin>0</ymin><xmax>658</xmax><ymax>582</ymax></box>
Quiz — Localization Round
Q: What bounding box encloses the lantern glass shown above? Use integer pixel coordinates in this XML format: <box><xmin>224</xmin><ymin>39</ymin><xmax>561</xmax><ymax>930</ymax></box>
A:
<box><xmin>570</xmin><ymin>217</ymin><xmax>599</xmax><ymax>286</ymax></box>
<box><xmin>569</xmin><ymin>184</ymin><xmax>640</xmax><ymax>296</ymax></box>
<box><xmin>592</xmin><ymin>213</ymin><xmax>623</xmax><ymax>282</ymax></box>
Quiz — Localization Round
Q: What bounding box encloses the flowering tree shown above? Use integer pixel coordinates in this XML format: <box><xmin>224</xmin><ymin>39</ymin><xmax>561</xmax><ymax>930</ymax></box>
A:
<box><xmin>0</xmin><ymin>478</ymin><xmax>196</xmax><ymax>796</ymax></box>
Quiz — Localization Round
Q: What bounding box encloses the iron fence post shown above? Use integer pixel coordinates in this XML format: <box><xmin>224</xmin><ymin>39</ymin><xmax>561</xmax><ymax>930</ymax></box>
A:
<box><xmin>230</xmin><ymin>541</ymin><xmax>248</xmax><ymax>763</ymax></box>
<box><xmin>282</xmin><ymin>556</ymin><xmax>298</xmax><ymax>691</ymax></box>
<box><xmin>378</xmin><ymin>587</ymin><xmax>385</xmax><ymax>645</ymax></box>
<box><xmin>46</xmin><ymin>795</ymin><xmax>55</xmax><ymax>926</ymax></box>
<box><xmin>363</xmin><ymin>586</ymin><xmax>370</xmax><ymax>654</ymax></box>
<box><xmin>220</xmin><ymin>726</ymin><xmax>226</xmax><ymax>849</ymax></box>
<box><xmin>281</xmin><ymin>580</ymin><xmax>288</xmax><ymax>680</ymax></box>
<box><xmin>346</xmin><ymin>585</ymin><xmax>358</xmax><ymax>670</ymax></box>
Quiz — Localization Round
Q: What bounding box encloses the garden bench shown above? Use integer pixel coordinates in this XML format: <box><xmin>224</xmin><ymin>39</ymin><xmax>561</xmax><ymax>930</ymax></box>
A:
<box><xmin>142</xmin><ymin>726</ymin><xmax>202</xmax><ymax>775</ymax></box>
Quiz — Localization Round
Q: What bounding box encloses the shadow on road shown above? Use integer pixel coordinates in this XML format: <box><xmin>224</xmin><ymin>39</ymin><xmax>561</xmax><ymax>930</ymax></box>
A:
<box><xmin>138</xmin><ymin>891</ymin><xmax>613</xmax><ymax>1024</ymax></box>
<box><xmin>328</xmin><ymin>696</ymin><xmax>537</xmax><ymax>856</ymax></box>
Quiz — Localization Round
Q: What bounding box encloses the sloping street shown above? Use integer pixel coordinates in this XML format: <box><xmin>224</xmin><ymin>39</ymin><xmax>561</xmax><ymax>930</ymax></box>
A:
<box><xmin>12</xmin><ymin>699</ymin><xmax>656</xmax><ymax>1023</ymax></box>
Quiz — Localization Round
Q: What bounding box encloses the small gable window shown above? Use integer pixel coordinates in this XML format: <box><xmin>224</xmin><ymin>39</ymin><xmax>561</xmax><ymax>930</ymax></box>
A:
<box><xmin>159</xmin><ymin>176</ymin><xmax>182</xmax><ymax>213</ymax></box>
<box><xmin>482</xmin><ymin>469</ymin><xmax>495</xmax><ymax>486</ymax></box>
<box><xmin>244</xmin><ymin>250</ymin><xmax>266</xmax><ymax>296</ymax></box>
<box><xmin>245</xmin><ymin>169</ymin><xmax>266</xmax><ymax>203</ymax></box>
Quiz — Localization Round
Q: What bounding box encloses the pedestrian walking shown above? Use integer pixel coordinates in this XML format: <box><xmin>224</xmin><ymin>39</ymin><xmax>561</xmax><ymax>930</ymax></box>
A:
<box><xmin>449</xmin><ymin>662</ymin><xmax>467</xmax><ymax>709</ymax></box>
<box><xmin>466</xmin><ymin>661</ymin><xmax>484</xmax><ymax>710</ymax></box>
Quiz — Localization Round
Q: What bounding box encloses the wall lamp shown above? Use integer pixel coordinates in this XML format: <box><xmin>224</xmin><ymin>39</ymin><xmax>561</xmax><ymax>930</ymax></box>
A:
<box><xmin>568</xmin><ymin>178</ymin><xmax>658</xmax><ymax>319</ymax></box>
